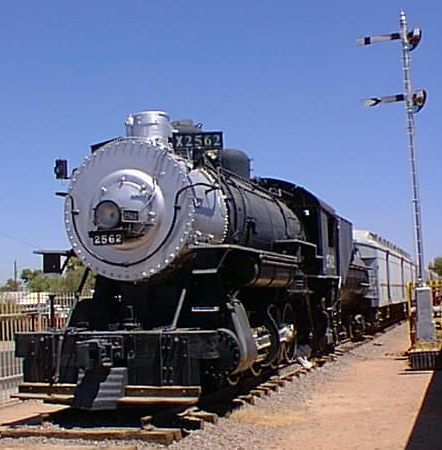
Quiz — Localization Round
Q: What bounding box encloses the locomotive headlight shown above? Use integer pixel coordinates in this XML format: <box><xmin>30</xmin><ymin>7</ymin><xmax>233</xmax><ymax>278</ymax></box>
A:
<box><xmin>94</xmin><ymin>200</ymin><xmax>121</xmax><ymax>229</ymax></box>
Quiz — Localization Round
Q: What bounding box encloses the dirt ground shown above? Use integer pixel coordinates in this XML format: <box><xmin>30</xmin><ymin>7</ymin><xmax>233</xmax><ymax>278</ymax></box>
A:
<box><xmin>232</xmin><ymin>324</ymin><xmax>439</xmax><ymax>450</ymax></box>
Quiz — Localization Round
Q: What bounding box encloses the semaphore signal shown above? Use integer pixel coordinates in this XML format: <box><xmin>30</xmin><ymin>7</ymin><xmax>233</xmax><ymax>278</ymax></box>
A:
<box><xmin>357</xmin><ymin>11</ymin><xmax>426</xmax><ymax>283</ymax></box>
<box><xmin>362</xmin><ymin>89</ymin><xmax>427</xmax><ymax>113</ymax></box>
<box><xmin>356</xmin><ymin>27</ymin><xmax>422</xmax><ymax>51</ymax></box>
<box><xmin>357</xmin><ymin>12</ymin><xmax>435</xmax><ymax>342</ymax></box>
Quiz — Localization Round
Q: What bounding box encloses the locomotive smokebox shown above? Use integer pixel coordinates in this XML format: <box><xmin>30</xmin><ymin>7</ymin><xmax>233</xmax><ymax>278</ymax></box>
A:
<box><xmin>125</xmin><ymin>110</ymin><xmax>172</xmax><ymax>143</ymax></box>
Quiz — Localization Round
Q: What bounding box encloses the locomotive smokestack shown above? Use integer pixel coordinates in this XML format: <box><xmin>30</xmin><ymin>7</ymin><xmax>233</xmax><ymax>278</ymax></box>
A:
<box><xmin>125</xmin><ymin>110</ymin><xmax>171</xmax><ymax>144</ymax></box>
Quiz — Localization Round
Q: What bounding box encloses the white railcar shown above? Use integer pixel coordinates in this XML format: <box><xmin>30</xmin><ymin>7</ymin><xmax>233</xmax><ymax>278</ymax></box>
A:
<box><xmin>353</xmin><ymin>230</ymin><xmax>415</xmax><ymax>322</ymax></box>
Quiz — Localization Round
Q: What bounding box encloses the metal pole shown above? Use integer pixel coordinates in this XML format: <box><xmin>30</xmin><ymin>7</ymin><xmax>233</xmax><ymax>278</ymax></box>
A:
<box><xmin>49</xmin><ymin>294</ymin><xmax>56</xmax><ymax>329</ymax></box>
<box><xmin>400</xmin><ymin>11</ymin><xmax>425</xmax><ymax>286</ymax></box>
<box><xmin>37</xmin><ymin>292</ymin><xmax>42</xmax><ymax>332</ymax></box>
<box><xmin>13</xmin><ymin>260</ymin><xmax>17</xmax><ymax>291</ymax></box>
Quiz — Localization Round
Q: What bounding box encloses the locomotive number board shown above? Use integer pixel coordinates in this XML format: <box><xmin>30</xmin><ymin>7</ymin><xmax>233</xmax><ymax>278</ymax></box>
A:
<box><xmin>89</xmin><ymin>231</ymin><xmax>124</xmax><ymax>246</ymax></box>
<box><xmin>171</xmin><ymin>131</ymin><xmax>223</xmax><ymax>151</ymax></box>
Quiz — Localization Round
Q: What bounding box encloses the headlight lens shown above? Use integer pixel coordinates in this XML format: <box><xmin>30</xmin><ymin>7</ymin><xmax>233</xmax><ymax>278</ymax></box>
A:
<box><xmin>94</xmin><ymin>200</ymin><xmax>121</xmax><ymax>229</ymax></box>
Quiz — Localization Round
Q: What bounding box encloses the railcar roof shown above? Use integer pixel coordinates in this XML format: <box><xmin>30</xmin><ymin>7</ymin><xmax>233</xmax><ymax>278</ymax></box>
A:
<box><xmin>354</xmin><ymin>229</ymin><xmax>412</xmax><ymax>260</ymax></box>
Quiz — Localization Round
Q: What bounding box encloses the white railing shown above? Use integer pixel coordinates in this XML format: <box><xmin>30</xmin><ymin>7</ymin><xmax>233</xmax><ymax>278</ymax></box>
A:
<box><xmin>0</xmin><ymin>292</ymin><xmax>80</xmax><ymax>405</ymax></box>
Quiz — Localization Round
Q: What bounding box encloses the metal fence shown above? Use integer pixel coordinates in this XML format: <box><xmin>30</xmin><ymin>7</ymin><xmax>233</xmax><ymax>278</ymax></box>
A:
<box><xmin>0</xmin><ymin>292</ymin><xmax>78</xmax><ymax>405</ymax></box>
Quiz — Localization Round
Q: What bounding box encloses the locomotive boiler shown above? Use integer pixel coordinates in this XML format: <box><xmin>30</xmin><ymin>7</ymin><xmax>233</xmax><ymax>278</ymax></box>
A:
<box><xmin>15</xmin><ymin>110</ymin><xmax>355</xmax><ymax>410</ymax></box>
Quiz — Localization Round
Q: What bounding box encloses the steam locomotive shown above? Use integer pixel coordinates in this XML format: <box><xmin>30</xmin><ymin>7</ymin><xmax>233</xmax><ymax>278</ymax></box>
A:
<box><xmin>14</xmin><ymin>110</ymin><xmax>409</xmax><ymax>410</ymax></box>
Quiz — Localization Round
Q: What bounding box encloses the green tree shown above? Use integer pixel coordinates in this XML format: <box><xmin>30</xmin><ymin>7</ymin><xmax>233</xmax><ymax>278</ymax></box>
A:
<box><xmin>20</xmin><ymin>257</ymin><xmax>95</xmax><ymax>293</ymax></box>
<box><xmin>429</xmin><ymin>257</ymin><xmax>442</xmax><ymax>277</ymax></box>
<box><xmin>60</xmin><ymin>257</ymin><xmax>95</xmax><ymax>293</ymax></box>
<box><xmin>21</xmin><ymin>268</ymin><xmax>42</xmax><ymax>284</ymax></box>
<box><xmin>28</xmin><ymin>275</ymin><xmax>57</xmax><ymax>292</ymax></box>
<box><xmin>0</xmin><ymin>278</ymin><xmax>22</xmax><ymax>292</ymax></box>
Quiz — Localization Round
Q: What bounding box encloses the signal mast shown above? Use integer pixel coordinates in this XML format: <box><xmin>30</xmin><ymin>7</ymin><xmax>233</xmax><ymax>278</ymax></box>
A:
<box><xmin>357</xmin><ymin>11</ymin><xmax>435</xmax><ymax>343</ymax></box>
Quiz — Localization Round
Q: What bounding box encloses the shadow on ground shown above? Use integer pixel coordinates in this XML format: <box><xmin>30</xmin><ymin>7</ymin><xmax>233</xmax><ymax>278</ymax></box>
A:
<box><xmin>406</xmin><ymin>371</ymin><xmax>442</xmax><ymax>449</ymax></box>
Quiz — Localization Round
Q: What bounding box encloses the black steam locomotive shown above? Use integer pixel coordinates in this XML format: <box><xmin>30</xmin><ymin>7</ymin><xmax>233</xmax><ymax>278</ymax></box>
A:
<box><xmin>15</xmin><ymin>110</ymin><xmax>368</xmax><ymax>410</ymax></box>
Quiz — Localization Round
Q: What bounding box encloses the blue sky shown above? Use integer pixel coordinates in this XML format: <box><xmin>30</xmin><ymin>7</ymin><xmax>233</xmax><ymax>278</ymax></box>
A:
<box><xmin>0</xmin><ymin>1</ymin><xmax>440</xmax><ymax>283</ymax></box>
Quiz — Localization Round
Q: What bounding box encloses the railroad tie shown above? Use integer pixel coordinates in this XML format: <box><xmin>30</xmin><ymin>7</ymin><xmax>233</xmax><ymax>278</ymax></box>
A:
<box><xmin>237</xmin><ymin>394</ymin><xmax>255</xmax><ymax>405</ymax></box>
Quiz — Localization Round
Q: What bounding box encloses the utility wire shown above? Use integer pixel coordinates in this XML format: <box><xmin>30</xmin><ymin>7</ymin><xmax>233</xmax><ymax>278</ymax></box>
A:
<box><xmin>0</xmin><ymin>230</ymin><xmax>41</xmax><ymax>249</ymax></box>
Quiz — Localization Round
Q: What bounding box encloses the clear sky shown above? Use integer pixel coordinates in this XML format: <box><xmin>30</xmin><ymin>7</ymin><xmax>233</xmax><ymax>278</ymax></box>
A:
<box><xmin>0</xmin><ymin>1</ymin><xmax>440</xmax><ymax>283</ymax></box>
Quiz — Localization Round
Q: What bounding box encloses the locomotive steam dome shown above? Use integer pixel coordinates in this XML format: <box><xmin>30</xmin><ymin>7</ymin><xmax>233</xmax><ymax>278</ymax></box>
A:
<box><xmin>65</xmin><ymin>110</ymin><xmax>227</xmax><ymax>281</ymax></box>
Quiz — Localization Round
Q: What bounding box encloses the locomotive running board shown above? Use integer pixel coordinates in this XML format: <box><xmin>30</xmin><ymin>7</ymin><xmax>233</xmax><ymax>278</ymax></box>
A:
<box><xmin>13</xmin><ymin>382</ymin><xmax>201</xmax><ymax>407</ymax></box>
<box><xmin>189</xmin><ymin>243</ymin><xmax>301</xmax><ymax>288</ymax></box>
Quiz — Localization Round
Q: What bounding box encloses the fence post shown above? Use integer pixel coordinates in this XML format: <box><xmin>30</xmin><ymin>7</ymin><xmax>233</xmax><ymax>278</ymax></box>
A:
<box><xmin>37</xmin><ymin>292</ymin><xmax>41</xmax><ymax>332</ymax></box>
<box><xmin>49</xmin><ymin>294</ymin><xmax>56</xmax><ymax>328</ymax></box>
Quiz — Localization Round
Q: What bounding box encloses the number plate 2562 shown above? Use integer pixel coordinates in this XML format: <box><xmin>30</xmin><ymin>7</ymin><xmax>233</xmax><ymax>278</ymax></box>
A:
<box><xmin>91</xmin><ymin>232</ymin><xmax>123</xmax><ymax>246</ymax></box>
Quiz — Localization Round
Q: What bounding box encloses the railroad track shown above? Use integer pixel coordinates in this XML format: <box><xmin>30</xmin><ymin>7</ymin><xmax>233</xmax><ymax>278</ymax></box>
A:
<box><xmin>0</xmin><ymin>324</ymin><xmax>401</xmax><ymax>446</ymax></box>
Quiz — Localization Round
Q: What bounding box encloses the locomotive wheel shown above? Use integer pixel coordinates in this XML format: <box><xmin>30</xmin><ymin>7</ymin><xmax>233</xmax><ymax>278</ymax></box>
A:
<box><xmin>348</xmin><ymin>313</ymin><xmax>366</xmax><ymax>341</ymax></box>
<box><xmin>250</xmin><ymin>361</ymin><xmax>262</xmax><ymax>377</ymax></box>
<box><xmin>281</xmin><ymin>303</ymin><xmax>298</xmax><ymax>364</ymax></box>
<box><xmin>205</xmin><ymin>328</ymin><xmax>241</xmax><ymax>384</ymax></box>
<box><xmin>262</xmin><ymin>304</ymin><xmax>281</xmax><ymax>370</ymax></box>
<box><xmin>226</xmin><ymin>373</ymin><xmax>241</xmax><ymax>386</ymax></box>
